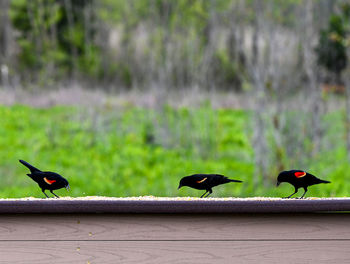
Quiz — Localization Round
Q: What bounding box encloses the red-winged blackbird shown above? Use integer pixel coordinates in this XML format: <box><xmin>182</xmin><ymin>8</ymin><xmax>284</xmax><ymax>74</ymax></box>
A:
<box><xmin>178</xmin><ymin>174</ymin><xmax>243</xmax><ymax>198</ymax></box>
<box><xmin>277</xmin><ymin>170</ymin><xmax>330</xmax><ymax>199</ymax></box>
<box><xmin>19</xmin><ymin>160</ymin><xmax>69</xmax><ymax>198</ymax></box>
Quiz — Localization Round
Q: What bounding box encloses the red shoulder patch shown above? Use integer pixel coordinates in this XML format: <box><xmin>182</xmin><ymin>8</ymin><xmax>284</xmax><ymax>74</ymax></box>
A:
<box><xmin>196</xmin><ymin>177</ymin><xmax>207</xmax><ymax>183</ymax></box>
<box><xmin>294</xmin><ymin>171</ymin><xmax>306</xmax><ymax>178</ymax></box>
<box><xmin>44</xmin><ymin>177</ymin><xmax>56</xmax><ymax>185</ymax></box>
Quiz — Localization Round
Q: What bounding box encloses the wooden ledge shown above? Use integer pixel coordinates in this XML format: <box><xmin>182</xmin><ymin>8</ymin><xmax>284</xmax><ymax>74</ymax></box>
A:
<box><xmin>0</xmin><ymin>197</ymin><xmax>350</xmax><ymax>213</ymax></box>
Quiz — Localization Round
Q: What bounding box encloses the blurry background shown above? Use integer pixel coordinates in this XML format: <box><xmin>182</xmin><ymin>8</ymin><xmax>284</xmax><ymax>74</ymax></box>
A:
<box><xmin>0</xmin><ymin>0</ymin><xmax>349</xmax><ymax>198</ymax></box>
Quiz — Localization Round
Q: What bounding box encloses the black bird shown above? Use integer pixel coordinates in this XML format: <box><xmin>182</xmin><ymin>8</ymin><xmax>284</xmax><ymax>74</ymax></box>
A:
<box><xmin>178</xmin><ymin>174</ymin><xmax>242</xmax><ymax>198</ymax></box>
<box><xmin>277</xmin><ymin>170</ymin><xmax>330</xmax><ymax>199</ymax></box>
<box><xmin>19</xmin><ymin>160</ymin><xmax>69</xmax><ymax>198</ymax></box>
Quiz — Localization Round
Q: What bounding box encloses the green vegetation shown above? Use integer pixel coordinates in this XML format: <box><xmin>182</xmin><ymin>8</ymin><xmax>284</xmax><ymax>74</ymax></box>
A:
<box><xmin>316</xmin><ymin>3</ymin><xmax>350</xmax><ymax>81</ymax></box>
<box><xmin>10</xmin><ymin>0</ymin><xmax>100</xmax><ymax>83</ymax></box>
<box><xmin>9</xmin><ymin>0</ymin><xmax>349</xmax><ymax>91</ymax></box>
<box><xmin>0</xmin><ymin>105</ymin><xmax>348</xmax><ymax>198</ymax></box>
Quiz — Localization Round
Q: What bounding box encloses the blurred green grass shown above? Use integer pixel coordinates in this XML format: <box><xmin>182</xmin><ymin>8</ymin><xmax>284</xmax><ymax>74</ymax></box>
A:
<box><xmin>0</xmin><ymin>105</ymin><xmax>348</xmax><ymax>198</ymax></box>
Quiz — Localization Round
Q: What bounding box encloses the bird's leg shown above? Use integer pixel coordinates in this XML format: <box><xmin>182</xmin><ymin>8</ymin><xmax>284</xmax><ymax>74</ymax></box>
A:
<box><xmin>42</xmin><ymin>190</ymin><xmax>49</xmax><ymax>198</ymax></box>
<box><xmin>299</xmin><ymin>187</ymin><xmax>308</xmax><ymax>199</ymax></box>
<box><xmin>50</xmin><ymin>190</ymin><xmax>60</xmax><ymax>198</ymax></box>
<box><xmin>285</xmin><ymin>191</ymin><xmax>297</xmax><ymax>199</ymax></box>
<box><xmin>200</xmin><ymin>190</ymin><xmax>208</xmax><ymax>198</ymax></box>
<box><xmin>284</xmin><ymin>188</ymin><xmax>298</xmax><ymax>199</ymax></box>
<box><xmin>204</xmin><ymin>189</ymin><xmax>213</xmax><ymax>198</ymax></box>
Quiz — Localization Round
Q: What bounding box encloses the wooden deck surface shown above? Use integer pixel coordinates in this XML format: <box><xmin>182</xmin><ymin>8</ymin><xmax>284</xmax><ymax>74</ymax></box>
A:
<box><xmin>0</xmin><ymin>198</ymin><xmax>349</xmax><ymax>263</ymax></box>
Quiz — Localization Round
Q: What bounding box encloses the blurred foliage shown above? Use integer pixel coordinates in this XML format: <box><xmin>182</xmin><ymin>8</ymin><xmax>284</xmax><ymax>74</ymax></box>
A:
<box><xmin>10</xmin><ymin>0</ymin><xmax>100</xmax><ymax>83</ymax></box>
<box><xmin>316</xmin><ymin>3</ymin><xmax>350</xmax><ymax>80</ymax></box>
<box><xmin>7</xmin><ymin>0</ymin><xmax>347</xmax><ymax>90</ymax></box>
<box><xmin>0</xmin><ymin>105</ymin><xmax>348</xmax><ymax>198</ymax></box>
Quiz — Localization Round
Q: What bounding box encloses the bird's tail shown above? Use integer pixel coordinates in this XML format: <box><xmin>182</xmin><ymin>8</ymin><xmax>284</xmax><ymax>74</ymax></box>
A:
<box><xmin>319</xmin><ymin>179</ymin><xmax>331</xmax><ymax>184</ymax></box>
<box><xmin>228</xmin><ymin>179</ymin><xmax>243</xmax><ymax>183</ymax></box>
<box><xmin>19</xmin><ymin>160</ymin><xmax>41</xmax><ymax>173</ymax></box>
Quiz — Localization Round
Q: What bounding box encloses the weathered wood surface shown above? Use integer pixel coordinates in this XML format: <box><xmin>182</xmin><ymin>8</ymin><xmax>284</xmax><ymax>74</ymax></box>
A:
<box><xmin>1</xmin><ymin>199</ymin><xmax>350</xmax><ymax>263</ymax></box>
<box><xmin>1</xmin><ymin>241</ymin><xmax>350</xmax><ymax>264</ymax></box>
<box><xmin>0</xmin><ymin>214</ymin><xmax>350</xmax><ymax>240</ymax></box>
<box><xmin>1</xmin><ymin>198</ymin><xmax>350</xmax><ymax>213</ymax></box>
<box><xmin>0</xmin><ymin>213</ymin><xmax>350</xmax><ymax>263</ymax></box>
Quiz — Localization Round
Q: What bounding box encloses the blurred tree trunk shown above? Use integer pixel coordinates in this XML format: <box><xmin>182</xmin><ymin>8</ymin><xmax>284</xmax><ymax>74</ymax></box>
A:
<box><xmin>48</xmin><ymin>2</ymin><xmax>59</xmax><ymax>82</ymax></box>
<box><xmin>251</xmin><ymin>0</ymin><xmax>261</xmax><ymax>66</ymax></box>
<box><xmin>200</xmin><ymin>1</ymin><xmax>217</xmax><ymax>91</ymax></box>
<box><xmin>26</xmin><ymin>2</ymin><xmax>41</xmax><ymax>82</ymax></box>
<box><xmin>0</xmin><ymin>0</ymin><xmax>11</xmax><ymax>89</ymax></box>
<box><xmin>303</xmin><ymin>0</ymin><xmax>322</xmax><ymax>156</ymax></box>
<box><xmin>227</xmin><ymin>0</ymin><xmax>245</xmax><ymax>91</ymax></box>
<box><xmin>37</xmin><ymin>0</ymin><xmax>51</xmax><ymax>85</ymax></box>
<box><xmin>64</xmin><ymin>0</ymin><xmax>78</xmax><ymax>80</ymax></box>
<box><xmin>250</xmin><ymin>0</ymin><xmax>269</xmax><ymax>187</ymax></box>
<box><xmin>83</xmin><ymin>0</ymin><xmax>97</xmax><ymax>78</ymax></box>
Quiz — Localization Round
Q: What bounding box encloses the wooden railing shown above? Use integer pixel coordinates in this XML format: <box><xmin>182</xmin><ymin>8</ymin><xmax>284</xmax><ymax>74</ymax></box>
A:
<box><xmin>1</xmin><ymin>198</ymin><xmax>350</xmax><ymax>263</ymax></box>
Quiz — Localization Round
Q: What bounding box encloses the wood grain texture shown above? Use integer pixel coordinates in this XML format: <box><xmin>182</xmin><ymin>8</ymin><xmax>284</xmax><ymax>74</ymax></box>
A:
<box><xmin>0</xmin><ymin>214</ymin><xmax>350</xmax><ymax>241</ymax></box>
<box><xmin>1</xmin><ymin>241</ymin><xmax>350</xmax><ymax>264</ymax></box>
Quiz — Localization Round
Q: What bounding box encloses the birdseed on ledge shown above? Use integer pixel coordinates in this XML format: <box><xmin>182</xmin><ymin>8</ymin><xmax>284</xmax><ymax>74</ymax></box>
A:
<box><xmin>0</xmin><ymin>196</ymin><xmax>348</xmax><ymax>201</ymax></box>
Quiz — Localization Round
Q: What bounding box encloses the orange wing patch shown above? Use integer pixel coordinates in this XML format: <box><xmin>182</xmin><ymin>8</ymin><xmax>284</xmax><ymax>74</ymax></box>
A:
<box><xmin>294</xmin><ymin>171</ymin><xmax>306</xmax><ymax>178</ymax></box>
<box><xmin>44</xmin><ymin>177</ymin><xmax>56</xmax><ymax>185</ymax></box>
<box><xmin>196</xmin><ymin>177</ymin><xmax>207</xmax><ymax>183</ymax></box>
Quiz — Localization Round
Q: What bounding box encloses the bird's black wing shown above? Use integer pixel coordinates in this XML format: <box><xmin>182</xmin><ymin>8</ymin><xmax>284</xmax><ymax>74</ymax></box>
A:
<box><xmin>41</xmin><ymin>171</ymin><xmax>68</xmax><ymax>188</ymax></box>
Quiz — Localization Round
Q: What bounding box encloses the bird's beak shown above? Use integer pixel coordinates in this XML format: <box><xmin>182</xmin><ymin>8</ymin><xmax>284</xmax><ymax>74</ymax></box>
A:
<box><xmin>276</xmin><ymin>181</ymin><xmax>281</xmax><ymax>187</ymax></box>
<box><xmin>178</xmin><ymin>184</ymin><xmax>182</xmax><ymax>190</ymax></box>
<box><xmin>66</xmin><ymin>184</ymin><xmax>70</xmax><ymax>191</ymax></box>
